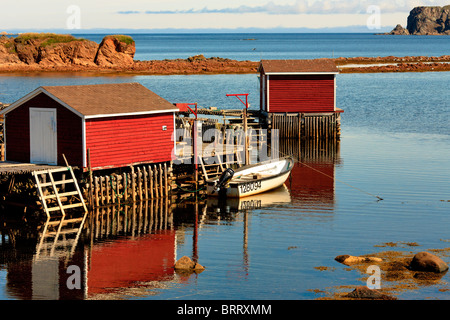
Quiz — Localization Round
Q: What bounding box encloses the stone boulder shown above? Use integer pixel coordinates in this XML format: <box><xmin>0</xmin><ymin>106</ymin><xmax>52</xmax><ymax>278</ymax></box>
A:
<box><xmin>335</xmin><ymin>255</ymin><xmax>382</xmax><ymax>266</ymax></box>
<box><xmin>187</xmin><ymin>54</ymin><xmax>207</xmax><ymax>62</ymax></box>
<box><xmin>174</xmin><ymin>256</ymin><xmax>205</xmax><ymax>273</ymax></box>
<box><xmin>94</xmin><ymin>35</ymin><xmax>135</xmax><ymax>68</ymax></box>
<box><xmin>409</xmin><ymin>251</ymin><xmax>449</xmax><ymax>273</ymax></box>
<box><xmin>346</xmin><ymin>286</ymin><xmax>396</xmax><ymax>300</ymax></box>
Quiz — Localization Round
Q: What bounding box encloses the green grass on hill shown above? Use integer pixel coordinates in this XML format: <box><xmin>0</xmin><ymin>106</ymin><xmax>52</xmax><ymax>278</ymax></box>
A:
<box><xmin>15</xmin><ymin>33</ymin><xmax>86</xmax><ymax>47</ymax></box>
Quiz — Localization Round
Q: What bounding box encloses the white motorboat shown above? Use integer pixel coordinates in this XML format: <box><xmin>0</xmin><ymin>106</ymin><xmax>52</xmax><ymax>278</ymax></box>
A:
<box><xmin>206</xmin><ymin>157</ymin><xmax>294</xmax><ymax>198</ymax></box>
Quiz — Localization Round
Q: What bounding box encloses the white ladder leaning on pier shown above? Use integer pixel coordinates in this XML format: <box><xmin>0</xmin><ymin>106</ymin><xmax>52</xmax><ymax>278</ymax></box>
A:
<box><xmin>32</xmin><ymin>166</ymin><xmax>88</xmax><ymax>218</ymax></box>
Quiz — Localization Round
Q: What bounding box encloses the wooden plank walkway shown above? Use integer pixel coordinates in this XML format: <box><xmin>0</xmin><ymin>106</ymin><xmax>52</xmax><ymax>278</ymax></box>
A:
<box><xmin>0</xmin><ymin>161</ymin><xmax>65</xmax><ymax>176</ymax></box>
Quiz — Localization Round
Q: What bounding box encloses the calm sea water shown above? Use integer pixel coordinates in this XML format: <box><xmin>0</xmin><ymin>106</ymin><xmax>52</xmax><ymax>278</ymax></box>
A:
<box><xmin>79</xmin><ymin>33</ymin><xmax>450</xmax><ymax>61</ymax></box>
<box><xmin>0</xmin><ymin>33</ymin><xmax>449</xmax><ymax>301</ymax></box>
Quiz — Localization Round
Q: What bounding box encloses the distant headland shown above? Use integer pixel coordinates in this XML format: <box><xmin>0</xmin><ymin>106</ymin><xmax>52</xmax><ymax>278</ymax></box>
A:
<box><xmin>384</xmin><ymin>5</ymin><xmax>450</xmax><ymax>35</ymax></box>
<box><xmin>1</xmin><ymin>32</ymin><xmax>450</xmax><ymax>75</ymax></box>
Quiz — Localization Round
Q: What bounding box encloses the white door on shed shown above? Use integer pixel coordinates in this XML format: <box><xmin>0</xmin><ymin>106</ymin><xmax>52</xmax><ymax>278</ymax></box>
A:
<box><xmin>29</xmin><ymin>108</ymin><xmax>57</xmax><ymax>165</ymax></box>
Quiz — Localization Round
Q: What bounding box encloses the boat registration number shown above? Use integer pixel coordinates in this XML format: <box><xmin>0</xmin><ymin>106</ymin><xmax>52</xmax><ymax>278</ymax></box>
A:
<box><xmin>239</xmin><ymin>181</ymin><xmax>262</xmax><ymax>194</ymax></box>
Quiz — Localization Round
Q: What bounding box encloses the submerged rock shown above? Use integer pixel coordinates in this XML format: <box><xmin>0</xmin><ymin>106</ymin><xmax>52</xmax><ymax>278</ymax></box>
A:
<box><xmin>335</xmin><ymin>255</ymin><xmax>382</xmax><ymax>266</ymax></box>
<box><xmin>174</xmin><ymin>256</ymin><xmax>205</xmax><ymax>273</ymax></box>
<box><xmin>409</xmin><ymin>251</ymin><xmax>449</xmax><ymax>273</ymax></box>
<box><xmin>346</xmin><ymin>286</ymin><xmax>396</xmax><ymax>300</ymax></box>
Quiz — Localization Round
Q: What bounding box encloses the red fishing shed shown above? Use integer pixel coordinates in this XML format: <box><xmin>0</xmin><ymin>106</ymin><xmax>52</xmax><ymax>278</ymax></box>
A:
<box><xmin>0</xmin><ymin>83</ymin><xmax>178</xmax><ymax>170</ymax></box>
<box><xmin>258</xmin><ymin>59</ymin><xmax>339</xmax><ymax>113</ymax></box>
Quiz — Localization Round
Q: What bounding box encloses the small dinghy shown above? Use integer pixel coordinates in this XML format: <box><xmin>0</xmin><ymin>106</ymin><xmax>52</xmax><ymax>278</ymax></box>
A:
<box><xmin>206</xmin><ymin>157</ymin><xmax>294</xmax><ymax>198</ymax></box>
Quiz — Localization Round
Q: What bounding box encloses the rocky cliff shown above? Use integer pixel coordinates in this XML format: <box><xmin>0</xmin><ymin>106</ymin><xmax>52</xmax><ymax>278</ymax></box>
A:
<box><xmin>387</xmin><ymin>5</ymin><xmax>450</xmax><ymax>35</ymax></box>
<box><xmin>0</xmin><ymin>33</ymin><xmax>135</xmax><ymax>67</ymax></box>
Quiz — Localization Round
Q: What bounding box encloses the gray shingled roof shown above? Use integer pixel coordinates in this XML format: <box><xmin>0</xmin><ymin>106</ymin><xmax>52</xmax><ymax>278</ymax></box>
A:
<box><xmin>40</xmin><ymin>82</ymin><xmax>177</xmax><ymax>117</ymax></box>
<box><xmin>259</xmin><ymin>59</ymin><xmax>338</xmax><ymax>74</ymax></box>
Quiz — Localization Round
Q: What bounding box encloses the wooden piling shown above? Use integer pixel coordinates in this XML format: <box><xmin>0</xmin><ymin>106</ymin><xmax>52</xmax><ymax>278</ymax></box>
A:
<box><xmin>158</xmin><ymin>163</ymin><xmax>163</xmax><ymax>198</ymax></box>
<box><xmin>85</xmin><ymin>161</ymin><xmax>174</xmax><ymax>208</ymax></box>
<box><xmin>268</xmin><ymin>112</ymin><xmax>341</xmax><ymax>141</ymax></box>
<box><xmin>149</xmin><ymin>165</ymin><xmax>154</xmax><ymax>199</ymax></box>
<box><xmin>143</xmin><ymin>167</ymin><xmax>148</xmax><ymax>200</ymax></box>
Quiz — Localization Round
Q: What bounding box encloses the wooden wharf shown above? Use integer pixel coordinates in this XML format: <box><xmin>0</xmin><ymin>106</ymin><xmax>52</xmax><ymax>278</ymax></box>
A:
<box><xmin>0</xmin><ymin>161</ymin><xmax>64</xmax><ymax>176</ymax></box>
<box><xmin>0</xmin><ymin>103</ymin><xmax>343</xmax><ymax>215</ymax></box>
<box><xmin>88</xmin><ymin>162</ymin><xmax>172</xmax><ymax>208</ymax></box>
<box><xmin>262</xmin><ymin>110</ymin><xmax>343</xmax><ymax>140</ymax></box>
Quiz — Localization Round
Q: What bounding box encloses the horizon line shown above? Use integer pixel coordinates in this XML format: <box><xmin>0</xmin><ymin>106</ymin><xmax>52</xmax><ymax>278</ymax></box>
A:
<box><xmin>2</xmin><ymin>25</ymin><xmax>393</xmax><ymax>34</ymax></box>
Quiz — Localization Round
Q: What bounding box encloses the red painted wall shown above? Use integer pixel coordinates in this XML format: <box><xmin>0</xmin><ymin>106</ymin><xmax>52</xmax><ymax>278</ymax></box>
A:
<box><xmin>5</xmin><ymin>93</ymin><xmax>83</xmax><ymax>166</ymax></box>
<box><xmin>85</xmin><ymin>112</ymin><xmax>174</xmax><ymax>169</ymax></box>
<box><xmin>267</xmin><ymin>75</ymin><xmax>335</xmax><ymax>113</ymax></box>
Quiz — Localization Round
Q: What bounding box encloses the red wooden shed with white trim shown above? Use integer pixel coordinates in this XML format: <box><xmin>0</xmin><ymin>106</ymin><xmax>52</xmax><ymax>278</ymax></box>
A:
<box><xmin>258</xmin><ymin>59</ymin><xmax>339</xmax><ymax>113</ymax></box>
<box><xmin>0</xmin><ymin>83</ymin><xmax>178</xmax><ymax>170</ymax></box>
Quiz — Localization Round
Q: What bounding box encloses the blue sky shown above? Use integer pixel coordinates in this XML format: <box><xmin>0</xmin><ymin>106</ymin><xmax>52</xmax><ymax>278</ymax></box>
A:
<box><xmin>1</xmin><ymin>0</ymin><xmax>448</xmax><ymax>32</ymax></box>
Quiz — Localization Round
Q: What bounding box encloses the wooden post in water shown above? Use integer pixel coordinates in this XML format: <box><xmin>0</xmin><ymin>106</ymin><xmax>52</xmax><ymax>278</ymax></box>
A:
<box><xmin>88</xmin><ymin>149</ymin><xmax>94</xmax><ymax>210</ymax></box>
<box><xmin>164</xmin><ymin>162</ymin><xmax>169</xmax><ymax>197</ymax></box>
<box><xmin>122</xmin><ymin>172</ymin><xmax>128</xmax><ymax>202</ymax></box>
<box><xmin>137</xmin><ymin>167</ymin><xmax>143</xmax><ymax>201</ymax></box>
<box><xmin>226</xmin><ymin>93</ymin><xmax>250</xmax><ymax>165</ymax></box>
<box><xmin>143</xmin><ymin>166</ymin><xmax>148</xmax><ymax>200</ymax></box>
<box><xmin>94</xmin><ymin>177</ymin><xmax>99</xmax><ymax>207</ymax></box>
<box><xmin>131</xmin><ymin>166</ymin><xmax>136</xmax><ymax>202</ymax></box>
<box><xmin>148</xmin><ymin>165</ymin><xmax>154</xmax><ymax>199</ymax></box>
<box><xmin>244</xmin><ymin>107</ymin><xmax>249</xmax><ymax>165</ymax></box>
<box><xmin>158</xmin><ymin>163</ymin><xmax>163</xmax><ymax>197</ymax></box>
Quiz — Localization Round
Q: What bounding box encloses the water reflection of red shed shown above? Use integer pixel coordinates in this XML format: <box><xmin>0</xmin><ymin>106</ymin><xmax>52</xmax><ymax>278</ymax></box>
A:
<box><xmin>86</xmin><ymin>231</ymin><xmax>176</xmax><ymax>297</ymax></box>
<box><xmin>288</xmin><ymin>162</ymin><xmax>335</xmax><ymax>206</ymax></box>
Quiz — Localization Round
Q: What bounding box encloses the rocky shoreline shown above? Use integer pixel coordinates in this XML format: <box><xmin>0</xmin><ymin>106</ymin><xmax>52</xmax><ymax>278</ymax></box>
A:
<box><xmin>0</xmin><ymin>55</ymin><xmax>259</xmax><ymax>75</ymax></box>
<box><xmin>1</xmin><ymin>33</ymin><xmax>450</xmax><ymax>75</ymax></box>
<box><xmin>2</xmin><ymin>54</ymin><xmax>450</xmax><ymax>75</ymax></box>
<box><xmin>335</xmin><ymin>55</ymin><xmax>450</xmax><ymax>73</ymax></box>
<box><xmin>313</xmin><ymin>242</ymin><xmax>449</xmax><ymax>300</ymax></box>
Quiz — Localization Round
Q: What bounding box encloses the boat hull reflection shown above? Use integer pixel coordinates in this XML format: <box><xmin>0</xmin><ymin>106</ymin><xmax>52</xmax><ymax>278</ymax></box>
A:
<box><xmin>207</xmin><ymin>184</ymin><xmax>291</xmax><ymax>214</ymax></box>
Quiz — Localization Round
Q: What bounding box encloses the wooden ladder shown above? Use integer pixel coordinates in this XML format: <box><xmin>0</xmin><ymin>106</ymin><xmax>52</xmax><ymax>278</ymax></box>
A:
<box><xmin>32</xmin><ymin>166</ymin><xmax>88</xmax><ymax>218</ymax></box>
<box><xmin>198</xmin><ymin>152</ymin><xmax>225</xmax><ymax>181</ymax></box>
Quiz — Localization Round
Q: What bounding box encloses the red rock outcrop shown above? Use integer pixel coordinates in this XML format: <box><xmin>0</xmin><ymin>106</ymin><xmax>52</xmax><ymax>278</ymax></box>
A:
<box><xmin>94</xmin><ymin>35</ymin><xmax>135</xmax><ymax>68</ymax></box>
<box><xmin>0</xmin><ymin>36</ymin><xmax>22</xmax><ymax>64</ymax></box>
<box><xmin>0</xmin><ymin>33</ymin><xmax>135</xmax><ymax>68</ymax></box>
<box><xmin>38</xmin><ymin>40</ymin><xmax>99</xmax><ymax>67</ymax></box>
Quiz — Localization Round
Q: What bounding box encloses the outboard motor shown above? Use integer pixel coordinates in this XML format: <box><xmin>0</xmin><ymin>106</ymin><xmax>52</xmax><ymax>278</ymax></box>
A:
<box><xmin>213</xmin><ymin>168</ymin><xmax>234</xmax><ymax>193</ymax></box>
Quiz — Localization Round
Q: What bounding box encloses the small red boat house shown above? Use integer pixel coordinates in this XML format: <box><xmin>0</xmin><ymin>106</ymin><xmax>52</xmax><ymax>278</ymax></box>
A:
<box><xmin>0</xmin><ymin>83</ymin><xmax>178</xmax><ymax>170</ymax></box>
<box><xmin>258</xmin><ymin>59</ymin><xmax>339</xmax><ymax>113</ymax></box>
